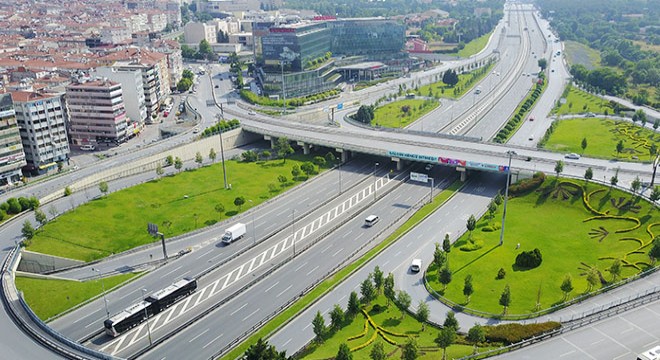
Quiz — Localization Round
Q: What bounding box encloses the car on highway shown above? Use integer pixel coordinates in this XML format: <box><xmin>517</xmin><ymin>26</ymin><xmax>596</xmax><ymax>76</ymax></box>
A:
<box><xmin>248</xmin><ymin>110</ymin><xmax>256</xmax><ymax>115</ymax></box>
<box><xmin>425</xmin><ymin>164</ymin><xmax>433</xmax><ymax>171</ymax></box>
<box><xmin>528</xmin><ymin>135</ymin><xmax>534</xmax><ymax>141</ymax></box>
<box><xmin>364</xmin><ymin>215</ymin><xmax>380</xmax><ymax>227</ymax></box>
<box><xmin>528</xmin><ymin>117</ymin><xmax>534</xmax><ymax>121</ymax></box>
<box><xmin>80</xmin><ymin>144</ymin><xmax>96</xmax><ymax>151</ymax></box>
<box><xmin>565</xmin><ymin>153</ymin><xmax>581</xmax><ymax>160</ymax></box>
<box><xmin>193</xmin><ymin>127</ymin><xmax>200</xmax><ymax>133</ymax></box>
<box><xmin>410</xmin><ymin>259</ymin><xmax>422</xmax><ymax>273</ymax></box>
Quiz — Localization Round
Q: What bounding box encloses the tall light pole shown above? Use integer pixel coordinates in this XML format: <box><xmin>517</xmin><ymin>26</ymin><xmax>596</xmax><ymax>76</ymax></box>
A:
<box><xmin>141</xmin><ymin>288</ymin><xmax>153</xmax><ymax>346</ymax></box>
<box><xmin>281</xmin><ymin>60</ymin><xmax>286</xmax><ymax>115</ymax></box>
<box><xmin>499</xmin><ymin>150</ymin><xmax>517</xmax><ymax>246</ymax></box>
<box><xmin>429</xmin><ymin>177</ymin><xmax>435</xmax><ymax>204</ymax></box>
<box><xmin>373</xmin><ymin>162</ymin><xmax>379</xmax><ymax>202</ymax></box>
<box><xmin>91</xmin><ymin>268</ymin><xmax>110</xmax><ymax>319</ymax></box>
<box><xmin>651</xmin><ymin>153</ymin><xmax>660</xmax><ymax>188</ymax></box>
<box><xmin>248</xmin><ymin>199</ymin><xmax>256</xmax><ymax>244</ymax></box>
<box><xmin>338</xmin><ymin>161</ymin><xmax>342</xmax><ymax>195</ymax></box>
<box><xmin>291</xmin><ymin>209</ymin><xmax>296</xmax><ymax>256</ymax></box>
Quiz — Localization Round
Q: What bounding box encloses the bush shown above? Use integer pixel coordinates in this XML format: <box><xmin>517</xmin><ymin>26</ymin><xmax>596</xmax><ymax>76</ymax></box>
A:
<box><xmin>515</xmin><ymin>248</ymin><xmax>543</xmax><ymax>269</ymax></box>
<box><xmin>460</xmin><ymin>238</ymin><xmax>484</xmax><ymax>251</ymax></box>
<box><xmin>509</xmin><ymin>172</ymin><xmax>545</xmax><ymax>195</ymax></box>
<box><xmin>496</xmin><ymin>268</ymin><xmax>506</xmax><ymax>279</ymax></box>
<box><xmin>484</xmin><ymin>322</ymin><xmax>561</xmax><ymax>344</ymax></box>
<box><xmin>7</xmin><ymin>198</ymin><xmax>21</xmax><ymax>214</ymax></box>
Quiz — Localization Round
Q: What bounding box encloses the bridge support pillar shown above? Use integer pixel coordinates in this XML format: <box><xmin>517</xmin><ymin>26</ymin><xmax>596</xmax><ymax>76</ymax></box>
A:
<box><xmin>391</xmin><ymin>157</ymin><xmax>403</xmax><ymax>171</ymax></box>
<box><xmin>457</xmin><ymin>166</ymin><xmax>467</xmax><ymax>182</ymax></box>
<box><xmin>264</xmin><ymin>135</ymin><xmax>275</xmax><ymax>148</ymax></box>
<box><xmin>298</xmin><ymin>142</ymin><xmax>310</xmax><ymax>155</ymax></box>
<box><xmin>337</xmin><ymin>149</ymin><xmax>349</xmax><ymax>163</ymax></box>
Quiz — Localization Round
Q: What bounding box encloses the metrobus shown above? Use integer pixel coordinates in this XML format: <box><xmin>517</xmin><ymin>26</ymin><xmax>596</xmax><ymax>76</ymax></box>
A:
<box><xmin>637</xmin><ymin>346</ymin><xmax>660</xmax><ymax>360</ymax></box>
<box><xmin>103</xmin><ymin>278</ymin><xmax>197</xmax><ymax>337</ymax></box>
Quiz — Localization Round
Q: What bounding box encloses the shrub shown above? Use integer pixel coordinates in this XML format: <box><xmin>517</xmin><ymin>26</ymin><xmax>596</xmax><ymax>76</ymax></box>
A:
<box><xmin>7</xmin><ymin>198</ymin><xmax>21</xmax><ymax>214</ymax></box>
<box><xmin>515</xmin><ymin>248</ymin><xmax>543</xmax><ymax>269</ymax></box>
<box><xmin>460</xmin><ymin>238</ymin><xmax>484</xmax><ymax>251</ymax></box>
<box><xmin>496</xmin><ymin>268</ymin><xmax>506</xmax><ymax>279</ymax></box>
<box><xmin>484</xmin><ymin>322</ymin><xmax>561</xmax><ymax>344</ymax></box>
<box><xmin>509</xmin><ymin>172</ymin><xmax>545</xmax><ymax>195</ymax></box>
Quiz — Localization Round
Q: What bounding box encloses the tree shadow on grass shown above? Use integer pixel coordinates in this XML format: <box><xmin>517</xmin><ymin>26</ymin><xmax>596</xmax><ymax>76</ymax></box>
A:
<box><xmin>453</xmin><ymin>244</ymin><xmax>500</xmax><ymax>274</ymax></box>
<box><xmin>258</xmin><ymin>161</ymin><xmax>287</xmax><ymax>168</ymax></box>
<box><xmin>225</xmin><ymin>210</ymin><xmax>238</xmax><ymax>217</ymax></box>
<box><xmin>381</xmin><ymin>317</ymin><xmax>401</xmax><ymax>327</ymax></box>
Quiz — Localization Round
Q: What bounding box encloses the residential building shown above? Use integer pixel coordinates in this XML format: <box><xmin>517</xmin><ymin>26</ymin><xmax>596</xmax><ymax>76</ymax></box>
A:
<box><xmin>0</xmin><ymin>93</ymin><xmax>26</xmax><ymax>186</ymax></box>
<box><xmin>66</xmin><ymin>79</ymin><xmax>129</xmax><ymax>146</ymax></box>
<box><xmin>195</xmin><ymin>0</ymin><xmax>261</xmax><ymax>14</ymax></box>
<box><xmin>93</xmin><ymin>67</ymin><xmax>148</xmax><ymax>126</ymax></box>
<box><xmin>100</xmin><ymin>27</ymin><xmax>133</xmax><ymax>45</ymax></box>
<box><xmin>184</xmin><ymin>22</ymin><xmax>217</xmax><ymax>46</ymax></box>
<box><xmin>11</xmin><ymin>91</ymin><xmax>69</xmax><ymax>174</ymax></box>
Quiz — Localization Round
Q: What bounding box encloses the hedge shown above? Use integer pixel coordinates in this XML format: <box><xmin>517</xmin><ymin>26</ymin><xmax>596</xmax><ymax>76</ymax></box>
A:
<box><xmin>484</xmin><ymin>322</ymin><xmax>561</xmax><ymax>344</ymax></box>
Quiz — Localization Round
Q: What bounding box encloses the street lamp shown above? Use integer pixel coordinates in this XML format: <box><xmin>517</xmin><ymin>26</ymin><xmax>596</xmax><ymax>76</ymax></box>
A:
<box><xmin>91</xmin><ymin>268</ymin><xmax>110</xmax><ymax>319</ymax></box>
<box><xmin>499</xmin><ymin>150</ymin><xmax>517</xmax><ymax>246</ymax></box>
<box><xmin>248</xmin><ymin>200</ymin><xmax>256</xmax><ymax>244</ymax></box>
<box><xmin>650</xmin><ymin>153</ymin><xmax>660</xmax><ymax>188</ymax></box>
<box><xmin>291</xmin><ymin>209</ymin><xmax>296</xmax><ymax>256</ymax></box>
<box><xmin>429</xmin><ymin>177</ymin><xmax>435</xmax><ymax>204</ymax></box>
<box><xmin>338</xmin><ymin>161</ymin><xmax>342</xmax><ymax>195</ymax></box>
<box><xmin>281</xmin><ymin>60</ymin><xmax>286</xmax><ymax>115</ymax></box>
<box><xmin>141</xmin><ymin>288</ymin><xmax>153</xmax><ymax>346</ymax></box>
<box><xmin>373</xmin><ymin>162</ymin><xmax>380</xmax><ymax>202</ymax></box>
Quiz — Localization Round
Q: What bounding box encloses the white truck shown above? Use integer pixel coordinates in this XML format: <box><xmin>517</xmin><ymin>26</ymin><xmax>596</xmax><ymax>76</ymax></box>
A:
<box><xmin>222</xmin><ymin>223</ymin><xmax>246</xmax><ymax>244</ymax></box>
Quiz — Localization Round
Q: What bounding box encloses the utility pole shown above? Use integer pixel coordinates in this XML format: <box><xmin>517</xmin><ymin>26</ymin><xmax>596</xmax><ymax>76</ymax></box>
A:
<box><xmin>499</xmin><ymin>150</ymin><xmax>516</xmax><ymax>246</ymax></box>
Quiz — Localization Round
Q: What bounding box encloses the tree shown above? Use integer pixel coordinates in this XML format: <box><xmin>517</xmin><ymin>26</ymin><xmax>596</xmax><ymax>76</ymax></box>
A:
<box><xmin>373</xmin><ymin>266</ymin><xmax>384</xmax><ymax>293</ymax></box>
<box><xmin>436</xmin><ymin>326</ymin><xmax>456</xmax><ymax>360</ymax></box>
<box><xmin>439</xmin><ymin>266</ymin><xmax>452</xmax><ymax>291</ymax></box>
<box><xmin>586</xmin><ymin>268</ymin><xmax>600</xmax><ymax>292</ymax></box>
<box><xmin>442</xmin><ymin>233</ymin><xmax>451</xmax><ymax>253</ymax></box>
<box><xmin>401</xmin><ymin>338</ymin><xmax>418</xmax><ymax>360</ymax></box>
<box><xmin>466</xmin><ymin>214</ymin><xmax>476</xmax><ymax>239</ymax></box>
<box><xmin>198</xmin><ymin>39</ymin><xmax>214</xmax><ymax>60</ymax></box>
<box><xmin>383</xmin><ymin>273</ymin><xmax>395</xmax><ymax>306</ymax></box>
<box><xmin>99</xmin><ymin>181</ymin><xmax>109</xmax><ymax>196</ymax></box>
<box><xmin>330</xmin><ymin>304</ymin><xmax>344</xmax><ymax>330</ymax></box>
<box><xmin>650</xmin><ymin>187</ymin><xmax>660</xmax><ymax>202</ymax></box>
<box><xmin>488</xmin><ymin>200</ymin><xmax>497</xmax><ymax>220</ymax></box>
<box><xmin>416</xmin><ymin>301</ymin><xmax>429</xmax><ymax>331</ymax></box>
<box><xmin>57</xmin><ymin>161</ymin><xmax>63</xmax><ymax>172</ymax></box>
<box><xmin>395</xmin><ymin>290</ymin><xmax>411</xmax><ymax>319</ymax></box>
<box><xmin>156</xmin><ymin>164</ymin><xmax>164</xmax><ymax>178</ymax></box>
<box><xmin>584</xmin><ymin>167</ymin><xmax>593</xmax><ymax>183</ymax></box>
<box><xmin>560</xmin><ymin>275</ymin><xmax>574</xmax><ymax>301</ymax></box>
<box><xmin>64</xmin><ymin>186</ymin><xmax>72</xmax><ymax>197</ymax></box>
<box><xmin>354</xmin><ymin>105</ymin><xmax>375</xmax><ymax>124</ymax></box>
<box><xmin>494</xmin><ymin>193</ymin><xmax>503</xmax><ymax>205</ymax></box>
<box><xmin>610</xmin><ymin>172</ymin><xmax>619</xmax><ymax>188</ymax></box>
<box><xmin>336</xmin><ymin>343</ymin><xmax>352</xmax><ymax>360</ymax></box>
<box><xmin>209</xmin><ymin>148</ymin><xmax>217</xmax><ymax>162</ymax></box>
<box><xmin>313</xmin><ymin>156</ymin><xmax>326</xmax><ymax>168</ymax></box>
<box><xmin>467</xmin><ymin>324</ymin><xmax>486</xmax><ymax>354</ymax></box>
<box><xmin>195</xmin><ymin>151</ymin><xmax>203</xmax><ymax>167</ymax></box>
<box><xmin>34</xmin><ymin>209</ymin><xmax>47</xmax><ymax>227</ymax></box>
<box><xmin>243</xmin><ymin>338</ymin><xmax>289</xmax><ymax>360</ymax></box>
<box><xmin>538</xmin><ymin>58</ymin><xmax>547</xmax><ymax>70</ymax></box>
<box><xmin>609</xmin><ymin>259</ymin><xmax>622</xmax><ymax>282</ymax></box>
<box><xmin>261</xmin><ymin>150</ymin><xmax>271</xmax><ymax>159</ymax></box>
<box><xmin>174</xmin><ymin>157</ymin><xmax>183</xmax><ymax>171</ymax></box>
<box><xmin>214</xmin><ymin>203</ymin><xmax>225</xmax><ymax>214</ymax></box>
<box><xmin>234</xmin><ymin>196</ymin><xmax>246</xmax><ymax>211</ymax></box>
<box><xmin>347</xmin><ymin>291</ymin><xmax>360</xmax><ymax>317</ymax></box>
<box><xmin>581</xmin><ymin>137</ymin><xmax>588</xmax><ymax>153</ymax></box>
<box><xmin>370</xmin><ymin>341</ymin><xmax>386</xmax><ymax>360</ymax></box>
<box><xmin>177</xmin><ymin>77</ymin><xmax>193</xmax><ymax>92</ymax></box>
<box><xmin>442</xmin><ymin>69</ymin><xmax>459</xmax><ymax>87</ymax></box>
<box><xmin>499</xmin><ymin>284</ymin><xmax>511</xmax><ymax>314</ymax></box>
<box><xmin>360</xmin><ymin>276</ymin><xmax>376</xmax><ymax>305</ymax></box>
<box><xmin>631</xmin><ymin>176</ymin><xmax>641</xmax><ymax>196</ymax></box>
<box><xmin>165</xmin><ymin>155</ymin><xmax>174</xmax><ymax>166</ymax></box>
<box><xmin>463</xmin><ymin>274</ymin><xmax>474</xmax><ymax>303</ymax></box>
<box><xmin>497</xmin><ymin>267</ymin><xmax>506</xmax><ymax>279</ymax></box>
<box><xmin>325</xmin><ymin>152</ymin><xmax>336</xmax><ymax>164</ymax></box>
<box><xmin>444</xmin><ymin>311</ymin><xmax>459</xmax><ymax>331</ymax></box>
<box><xmin>554</xmin><ymin>160</ymin><xmax>564</xmax><ymax>178</ymax></box>
<box><xmin>649</xmin><ymin>237</ymin><xmax>660</xmax><ymax>264</ymax></box>
<box><xmin>276</xmin><ymin>137</ymin><xmax>294</xmax><ymax>163</ymax></box>
<box><xmin>28</xmin><ymin>196</ymin><xmax>39</xmax><ymax>210</ymax></box>
<box><xmin>182</xmin><ymin>69</ymin><xmax>194</xmax><ymax>79</ymax></box>
<box><xmin>433</xmin><ymin>242</ymin><xmax>447</xmax><ymax>269</ymax></box>
<box><xmin>616</xmin><ymin>140</ymin><xmax>624</xmax><ymax>157</ymax></box>
<box><xmin>22</xmin><ymin>220</ymin><xmax>35</xmax><ymax>240</ymax></box>
<box><xmin>650</xmin><ymin>144</ymin><xmax>658</xmax><ymax>158</ymax></box>
<box><xmin>300</xmin><ymin>162</ymin><xmax>316</xmax><ymax>177</ymax></box>
<box><xmin>312</xmin><ymin>311</ymin><xmax>326</xmax><ymax>342</ymax></box>
<box><xmin>291</xmin><ymin>164</ymin><xmax>301</xmax><ymax>179</ymax></box>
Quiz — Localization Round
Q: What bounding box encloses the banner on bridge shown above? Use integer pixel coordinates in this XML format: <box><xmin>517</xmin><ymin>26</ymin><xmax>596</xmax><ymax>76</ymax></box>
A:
<box><xmin>388</xmin><ymin>150</ymin><xmax>509</xmax><ymax>173</ymax></box>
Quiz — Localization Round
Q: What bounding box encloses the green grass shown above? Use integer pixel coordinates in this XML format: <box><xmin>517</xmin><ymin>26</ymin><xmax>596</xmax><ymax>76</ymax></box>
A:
<box><xmin>457</xmin><ymin>31</ymin><xmax>493</xmax><ymax>58</ymax></box>
<box><xmin>543</xmin><ymin>118</ymin><xmax>660</xmax><ymax>161</ymax></box>
<box><xmin>427</xmin><ymin>179</ymin><xmax>659</xmax><ymax>316</ymax></box>
<box><xmin>494</xmin><ymin>77</ymin><xmax>547</xmax><ymax>143</ymax></box>
<box><xmin>219</xmin><ymin>181</ymin><xmax>463</xmax><ymax>360</ymax></box>
<box><xmin>564</xmin><ymin>40</ymin><xmax>600</xmax><ymax>70</ymax></box>
<box><xmin>372</xmin><ymin>99</ymin><xmax>439</xmax><ymax>128</ymax></box>
<box><xmin>298</xmin><ymin>296</ymin><xmax>498</xmax><ymax>359</ymax></box>
<box><xmin>27</xmin><ymin>155</ymin><xmax>325</xmax><ymax>262</ymax></box>
<box><xmin>554</xmin><ymin>86</ymin><xmax>612</xmax><ymax>115</ymax></box>
<box><xmin>416</xmin><ymin>62</ymin><xmax>496</xmax><ymax>100</ymax></box>
<box><xmin>16</xmin><ymin>273</ymin><xmax>138</xmax><ymax>321</ymax></box>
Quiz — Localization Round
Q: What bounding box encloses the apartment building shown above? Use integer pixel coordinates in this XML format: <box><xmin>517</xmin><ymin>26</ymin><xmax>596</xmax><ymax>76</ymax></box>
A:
<box><xmin>11</xmin><ymin>91</ymin><xmax>70</xmax><ymax>174</ymax></box>
<box><xmin>66</xmin><ymin>79</ymin><xmax>129</xmax><ymax>146</ymax></box>
<box><xmin>0</xmin><ymin>94</ymin><xmax>26</xmax><ymax>186</ymax></box>
<box><xmin>93</xmin><ymin>66</ymin><xmax>148</xmax><ymax>126</ymax></box>
<box><xmin>184</xmin><ymin>22</ymin><xmax>217</xmax><ymax>46</ymax></box>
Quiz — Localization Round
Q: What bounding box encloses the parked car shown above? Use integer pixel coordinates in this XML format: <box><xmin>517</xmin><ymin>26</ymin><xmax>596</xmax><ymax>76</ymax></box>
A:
<box><xmin>80</xmin><ymin>144</ymin><xmax>95</xmax><ymax>151</ymax></box>
<box><xmin>565</xmin><ymin>153</ymin><xmax>581</xmax><ymax>160</ymax></box>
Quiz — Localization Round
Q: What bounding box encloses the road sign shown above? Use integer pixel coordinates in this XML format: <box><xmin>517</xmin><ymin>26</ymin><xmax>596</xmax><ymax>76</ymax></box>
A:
<box><xmin>410</xmin><ymin>172</ymin><xmax>429</xmax><ymax>183</ymax></box>
<box><xmin>337</xmin><ymin>103</ymin><xmax>343</xmax><ymax>110</ymax></box>
<box><xmin>147</xmin><ymin>222</ymin><xmax>159</xmax><ymax>236</ymax></box>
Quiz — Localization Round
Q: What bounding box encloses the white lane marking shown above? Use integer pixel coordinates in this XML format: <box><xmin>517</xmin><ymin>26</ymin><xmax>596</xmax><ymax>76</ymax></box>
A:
<box><xmin>243</xmin><ymin>308</ymin><xmax>260</xmax><ymax>321</ymax></box>
<box><xmin>332</xmin><ymin>248</ymin><xmax>344</xmax><ymax>257</ymax></box>
<box><xmin>264</xmin><ymin>281</ymin><xmax>280</xmax><ymax>293</ymax></box>
<box><xmin>277</xmin><ymin>285</ymin><xmax>292</xmax><ymax>298</ymax></box>
<box><xmin>179</xmin><ymin>296</ymin><xmax>193</xmax><ymax>314</ymax></box>
<box><xmin>196</xmin><ymin>249</ymin><xmax>214</xmax><ymax>260</ymax></box>
<box><xmin>209</xmin><ymin>252</ymin><xmax>224</xmax><ymax>262</ymax></box>
<box><xmin>282</xmin><ymin>338</ymin><xmax>292</xmax><ymax>347</ymax></box>
<box><xmin>193</xmin><ymin>287</ymin><xmax>207</xmax><ymax>307</ymax></box>
<box><xmin>230</xmin><ymin>303</ymin><xmax>248</xmax><ymax>316</ymax></box>
<box><xmin>128</xmin><ymin>324</ymin><xmax>146</xmax><ymax>347</ymax></box>
<box><xmin>203</xmin><ymin>333</ymin><xmax>224</xmax><ymax>349</ymax></box>
<box><xmin>188</xmin><ymin>328</ymin><xmax>210</xmax><ymax>343</ymax></box>
<box><xmin>85</xmin><ymin>320</ymin><xmax>97</xmax><ymax>328</ymax></box>
<box><xmin>306</xmin><ymin>266</ymin><xmax>319</xmax><ymax>276</ymax></box>
<box><xmin>559</xmin><ymin>351</ymin><xmax>575</xmax><ymax>357</ymax></box>
<box><xmin>321</xmin><ymin>244</ymin><xmax>332</xmax><ymax>253</ymax></box>
<box><xmin>294</xmin><ymin>261</ymin><xmax>308</xmax><ymax>272</ymax></box>
<box><xmin>209</xmin><ymin>278</ymin><xmax>220</xmax><ymax>296</ymax></box>
<box><xmin>160</xmin><ymin>265</ymin><xmax>182</xmax><ymax>279</ymax></box>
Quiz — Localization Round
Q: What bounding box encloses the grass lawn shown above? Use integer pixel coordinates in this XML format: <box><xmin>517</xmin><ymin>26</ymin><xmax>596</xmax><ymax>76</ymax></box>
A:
<box><xmin>219</xmin><ymin>181</ymin><xmax>463</xmax><ymax>360</ymax></box>
<box><xmin>457</xmin><ymin>31</ymin><xmax>493</xmax><ymax>58</ymax></box>
<box><xmin>416</xmin><ymin>61</ymin><xmax>495</xmax><ymax>100</ymax></box>
<box><xmin>372</xmin><ymin>99</ymin><xmax>439</xmax><ymax>128</ymax></box>
<box><xmin>542</xmin><ymin>118</ymin><xmax>660</xmax><ymax>161</ymax></box>
<box><xmin>16</xmin><ymin>273</ymin><xmax>138</xmax><ymax>321</ymax></box>
<box><xmin>553</xmin><ymin>86</ymin><xmax>613</xmax><ymax>115</ymax></box>
<box><xmin>564</xmin><ymin>40</ymin><xmax>600</xmax><ymax>70</ymax></box>
<box><xmin>427</xmin><ymin>178</ymin><xmax>659</xmax><ymax>316</ymax></box>
<box><xmin>27</xmin><ymin>155</ymin><xmax>325</xmax><ymax>262</ymax></box>
<box><xmin>298</xmin><ymin>296</ymin><xmax>498</xmax><ymax>360</ymax></box>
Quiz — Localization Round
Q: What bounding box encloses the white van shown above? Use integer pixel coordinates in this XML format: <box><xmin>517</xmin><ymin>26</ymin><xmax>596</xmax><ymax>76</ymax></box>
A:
<box><xmin>411</xmin><ymin>259</ymin><xmax>422</xmax><ymax>273</ymax></box>
<box><xmin>80</xmin><ymin>144</ymin><xmax>95</xmax><ymax>151</ymax></box>
<box><xmin>364</xmin><ymin>215</ymin><xmax>379</xmax><ymax>227</ymax></box>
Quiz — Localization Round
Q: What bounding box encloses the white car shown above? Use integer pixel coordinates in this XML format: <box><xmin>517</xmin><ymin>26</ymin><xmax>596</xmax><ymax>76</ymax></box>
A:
<box><xmin>193</xmin><ymin>127</ymin><xmax>200</xmax><ymax>134</ymax></box>
<box><xmin>410</xmin><ymin>259</ymin><xmax>422</xmax><ymax>273</ymax></box>
<box><xmin>565</xmin><ymin>153</ymin><xmax>581</xmax><ymax>160</ymax></box>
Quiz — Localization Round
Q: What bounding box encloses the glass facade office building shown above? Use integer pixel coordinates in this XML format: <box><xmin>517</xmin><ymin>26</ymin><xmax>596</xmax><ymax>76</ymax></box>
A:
<box><xmin>330</xmin><ymin>19</ymin><xmax>405</xmax><ymax>58</ymax></box>
<box><xmin>260</xmin><ymin>22</ymin><xmax>331</xmax><ymax>72</ymax></box>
